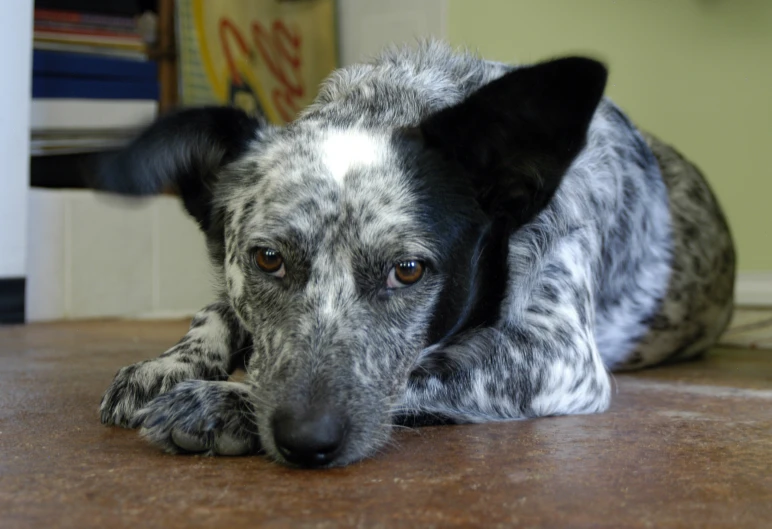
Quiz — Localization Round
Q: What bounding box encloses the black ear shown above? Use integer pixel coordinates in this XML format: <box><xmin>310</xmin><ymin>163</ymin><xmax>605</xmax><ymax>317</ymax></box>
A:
<box><xmin>419</xmin><ymin>57</ymin><xmax>607</xmax><ymax>228</ymax></box>
<box><xmin>95</xmin><ymin>106</ymin><xmax>261</xmax><ymax>232</ymax></box>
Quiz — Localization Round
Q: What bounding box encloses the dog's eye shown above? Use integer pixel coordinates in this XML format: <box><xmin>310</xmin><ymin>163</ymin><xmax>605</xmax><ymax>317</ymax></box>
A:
<box><xmin>253</xmin><ymin>248</ymin><xmax>285</xmax><ymax>278</ymax></box>
<box><xmin>387</xmin><ymin>260</ymin><xmax>425</xmax><ymax>288</ymax></box>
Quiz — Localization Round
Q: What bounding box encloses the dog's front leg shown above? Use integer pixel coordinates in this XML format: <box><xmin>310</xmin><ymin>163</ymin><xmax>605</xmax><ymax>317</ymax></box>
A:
<box><xmin>130</xmin><ymin>380</ymin><xmax>259</xmax><ymax>456</ymax></box>
<box><xmin>401</xmin><ymin>326</ymin><xmax>611</xmax><ymax>424</ymax></box>
<box><xmin>400</xmin><ymin>284</ymin><xmax>611</xmax><ymax>424</ymax></box>
<box><xmin>100</xmin><ymin>301</ymin><xmax>251</xmax><ymax>427</ymax></box>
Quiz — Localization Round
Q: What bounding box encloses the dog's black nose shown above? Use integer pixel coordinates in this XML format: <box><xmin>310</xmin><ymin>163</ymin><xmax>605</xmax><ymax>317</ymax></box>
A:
<box><xmin>272</xmin><ymin>407</ymin><xmax>347</xmax><ymax>467</ymax></box>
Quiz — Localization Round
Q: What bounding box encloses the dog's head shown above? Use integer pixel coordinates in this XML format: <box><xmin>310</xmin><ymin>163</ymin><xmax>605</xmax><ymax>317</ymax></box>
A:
<box><xmin>99</xmin><ymin>56</ymin><xmax>606</xmax><ymax>466</ymax></box>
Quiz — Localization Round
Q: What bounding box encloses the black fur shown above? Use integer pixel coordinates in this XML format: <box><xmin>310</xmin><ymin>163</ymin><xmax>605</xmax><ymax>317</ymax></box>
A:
<box><xmin>95</xmin><ymin>106</ymin><xmax>260</xmax><ymax>232</ymax></box>
<box><xmin>420</xmin><ymin>57</ymin><xmax>607</xmax><ymax>229</ymax></box>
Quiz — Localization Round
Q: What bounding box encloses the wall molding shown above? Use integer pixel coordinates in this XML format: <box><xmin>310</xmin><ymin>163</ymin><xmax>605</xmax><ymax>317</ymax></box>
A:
<box><xmin>735</xmin><ymin>271</ymin><xmax>772</xmax><ymax>307</ymax></box>
<box><xmin>0</xmin><ymin>278</ymin><xmax>25</xmax><ymax>324</ymax></box>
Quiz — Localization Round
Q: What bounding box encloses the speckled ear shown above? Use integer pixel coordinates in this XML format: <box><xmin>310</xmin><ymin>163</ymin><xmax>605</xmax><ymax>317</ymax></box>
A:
<box><xmin>420</xmin><ymin>57</ymin><xmax>607</xmax><ymax>228</ymax></box>
<box><xmin>94</xmin><ymin>106</ymin><xmax>262</xmax><ymax>233</ymax></box>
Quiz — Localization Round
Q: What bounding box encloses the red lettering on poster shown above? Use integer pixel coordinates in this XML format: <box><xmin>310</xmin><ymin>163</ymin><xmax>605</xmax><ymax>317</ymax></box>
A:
<box><xmin>218</xmin><ymin>16</ymin><xmax>305</xmax><ymax>122</ymax></box>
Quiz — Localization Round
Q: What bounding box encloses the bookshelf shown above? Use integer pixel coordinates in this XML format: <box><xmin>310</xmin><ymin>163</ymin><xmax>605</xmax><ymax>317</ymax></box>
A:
<box><xmin>154</xmin><ymin>0</ymin><xmax>177</xmax><ymax>113</ymax></box>
<box><xmin>30</xmin><ymin>0</ymin><xmax>167</xmax><ymax>188</ymax></box>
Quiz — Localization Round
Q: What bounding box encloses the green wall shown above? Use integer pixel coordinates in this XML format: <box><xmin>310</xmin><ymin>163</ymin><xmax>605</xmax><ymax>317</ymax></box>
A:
<box><xmin>448</xmin><ymin>0</ymin><xmax>772</xmax><ymax>271</ymax></box>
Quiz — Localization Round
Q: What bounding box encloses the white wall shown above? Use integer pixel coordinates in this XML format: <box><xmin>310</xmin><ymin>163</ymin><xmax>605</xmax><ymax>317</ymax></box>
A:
<box><xmin>0</xmin><ymin>2</ymin><xmax>33</xmax><ymax>279</ymax></box>
<box><xmin>26</xmin><ymin>190</ymin><xmax>214</xmax><ymax>321</ymax></box>
<box><xmin>337</xmin><ymin>0</ymin><xmax>447</xmax><ymax>66</ymax></box>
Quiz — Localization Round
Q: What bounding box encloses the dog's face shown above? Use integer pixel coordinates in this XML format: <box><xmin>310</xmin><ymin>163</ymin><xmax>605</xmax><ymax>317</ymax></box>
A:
<box><xmin>100</xmin><ymin>55</ymin><xmax>607</xmax><ymax>466</ymax></box>
<box><xmin>218</xmin><ymin>125</ymin><xmax>496</xmax><ymax>464</ymax></box>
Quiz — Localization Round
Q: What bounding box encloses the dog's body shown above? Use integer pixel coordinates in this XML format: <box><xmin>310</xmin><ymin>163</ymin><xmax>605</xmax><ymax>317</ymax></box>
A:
<box><xmin>98</xmin><ymin>43</ymin><xmax>734</xmax><ymax>467</ymax></box>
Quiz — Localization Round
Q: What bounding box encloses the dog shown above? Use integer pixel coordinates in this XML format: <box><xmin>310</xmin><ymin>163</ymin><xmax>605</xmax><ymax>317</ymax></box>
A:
<box><xmin>97</xmin><ymin>42</ymin><xmax>735</xmax><ymax>468</ymax></box>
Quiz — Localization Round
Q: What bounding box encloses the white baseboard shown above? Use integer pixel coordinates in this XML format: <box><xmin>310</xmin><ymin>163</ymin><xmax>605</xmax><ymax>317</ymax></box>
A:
<box><xmin>735</xmin><ymin>272</ymin><xmax>772</xmax><ymax>307</ymax></box>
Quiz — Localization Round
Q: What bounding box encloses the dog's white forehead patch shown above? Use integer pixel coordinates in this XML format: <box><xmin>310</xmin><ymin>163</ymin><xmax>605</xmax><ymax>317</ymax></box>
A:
<box><xmin>321</xmin><ymin>129</ymin><xmax>387</xmax><ymax>183</ymax></box>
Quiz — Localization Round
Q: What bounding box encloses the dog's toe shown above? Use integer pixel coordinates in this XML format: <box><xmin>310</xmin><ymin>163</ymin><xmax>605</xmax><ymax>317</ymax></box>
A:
<box><xmin>165</xmin><ymin>428</ymin><xmax>253</xmax><ymax>456</ymax></box>
<box><xmin>171</xmin><ymin>428</ymin><xmax>209</xmax><ymax>453</ymax></box>
<box><xmin>213</xmin><ymin>432</ymin><xmax>253</xmax><ymax>456</ymax></box>
<box><xmin>100</xmin><ymin>361</ymin><xmax>193</xmax><ymax>428</ymax></box>
<box><xmin>165</xmin><ymin>425</ymin><xmax>253</xmax><ymax>456</ymax></box>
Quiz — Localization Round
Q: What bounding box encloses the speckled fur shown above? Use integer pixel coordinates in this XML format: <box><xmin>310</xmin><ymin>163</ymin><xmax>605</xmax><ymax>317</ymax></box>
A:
<box><xmin>98</xmin><ymin>42</ymin><xmax>735</xmax><ymax>466</ymax></box>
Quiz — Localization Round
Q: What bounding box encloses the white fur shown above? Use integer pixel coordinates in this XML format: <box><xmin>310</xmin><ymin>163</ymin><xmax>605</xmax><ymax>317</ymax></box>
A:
<box><xmin>321</xmin><ymin>130</ymin><xmax>387</xmax><ymax>183</ymax></box>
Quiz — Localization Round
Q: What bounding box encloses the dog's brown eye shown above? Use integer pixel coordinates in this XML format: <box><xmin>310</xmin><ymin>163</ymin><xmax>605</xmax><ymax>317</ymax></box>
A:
<box><xmin>388</xmin><ymin>260</ymin><xmax>425</xmax><ymax>288</ymax></box>
<box><xmin>254</xmin><ymin>248</ymin><xmax>285</xmax><ymax>277</ymax></box>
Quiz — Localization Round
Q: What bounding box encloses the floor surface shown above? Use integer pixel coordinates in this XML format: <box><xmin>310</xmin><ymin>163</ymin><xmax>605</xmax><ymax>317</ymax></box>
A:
<box><xmin>1</xmin><ymin>320</ymin><xmax>771</xmax><ymax>528</ymax></box>
<box><xmin>720</xmin><ymin>307</ymin><xmax>772</xmax><ymax>349</ymax></box>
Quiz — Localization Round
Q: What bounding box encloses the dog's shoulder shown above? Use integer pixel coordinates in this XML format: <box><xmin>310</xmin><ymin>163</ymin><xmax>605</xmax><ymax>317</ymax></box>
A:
<box><xmin>501</xmin><ymin>98</ymin><xmax>675</xmax><ymax>358</ymax></box>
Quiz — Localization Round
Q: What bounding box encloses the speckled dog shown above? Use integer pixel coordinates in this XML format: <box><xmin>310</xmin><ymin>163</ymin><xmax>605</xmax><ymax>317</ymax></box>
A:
<box><xmin>98</xmin><ymin>43</ymin><xmax>735</xmax><ymax>467</ymax></box>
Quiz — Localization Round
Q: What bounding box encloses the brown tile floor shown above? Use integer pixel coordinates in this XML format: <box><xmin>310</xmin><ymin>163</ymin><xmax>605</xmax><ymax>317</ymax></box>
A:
<box><xmin>1</xmin><ymin>320</ymin><xmax>771</xmax><ymax>529</ymax></box>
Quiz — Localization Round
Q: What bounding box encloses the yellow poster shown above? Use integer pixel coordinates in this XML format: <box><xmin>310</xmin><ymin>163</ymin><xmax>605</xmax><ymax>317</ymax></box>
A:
<box><xmin>176</xmin><ymin>0</ymin><xmax>337</xmax><ymax>123</ymax></box>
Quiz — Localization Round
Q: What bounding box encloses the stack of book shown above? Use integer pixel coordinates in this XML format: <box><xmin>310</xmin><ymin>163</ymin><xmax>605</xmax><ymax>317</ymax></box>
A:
<box><xmin>31</xmin><ymin>50</ymin><xmax>158</xmax><ymax>157</ymax></box>
<box><xmin>30</xmin><ymin>2</ymin><xmax>158</xmax><ymax>167</ymax></box>
<box><xmin>34</xmin><ymin>7</ymin><xmax>146</xmax><ymax>61</ymax></box>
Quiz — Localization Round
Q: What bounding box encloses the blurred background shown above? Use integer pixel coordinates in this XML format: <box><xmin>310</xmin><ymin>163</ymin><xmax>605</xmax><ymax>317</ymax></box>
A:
<box><xmin>0</xmin><ymin>0</ymin><xmax>770</xmax><ymax>325</ymax></box>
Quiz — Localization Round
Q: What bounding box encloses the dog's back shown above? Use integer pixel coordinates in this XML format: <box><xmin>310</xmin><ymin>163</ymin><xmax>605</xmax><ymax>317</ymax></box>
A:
<box><xmin>628</xmin><ymin>133</ymin><xmax>735</xmax><ymax>367</ymax></box>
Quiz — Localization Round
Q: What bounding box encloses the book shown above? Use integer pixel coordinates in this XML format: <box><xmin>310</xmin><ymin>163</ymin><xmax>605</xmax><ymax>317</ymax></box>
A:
<box><xmin>30</xmin><ymin>99</ymin><xmax>157</xmax><ymax>132</ymax></box>
<box><xmin>33</xmin><ymin>24</ymin><xmax>142</xmax><ymax>41</ymax></box>
<box><xmin>34</xmin><ymin>31</ymin><xmax>145</xmax><ymax>51</ymax></box>
<box><xmin>33</xmin><ymin>50</ymin><xmax>156</xmax><ymax>79</ymax></box>
<box><xmin>33</xmin><ymin>76</ymin><xmax>159</xmax><ymax>99</ymax></box>
<box><xmin>35</xmin><ymin>8</ymin><xmax>138</xmax><ymax>30</ymax></box>
<box><xmin>30</xmin><ymin>135</ymin><xmax>133</xmax><ymax>156</ymax></box>
<box><xmin>33</xmin><ymin>41</ymin><xmax>147</xmax><ymax>61</ymax></box>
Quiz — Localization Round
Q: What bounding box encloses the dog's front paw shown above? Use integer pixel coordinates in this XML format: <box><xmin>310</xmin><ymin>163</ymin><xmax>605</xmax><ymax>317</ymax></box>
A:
<box><xmin>131</xmin><ymin>380</ymin><xmax>260</xmax><ymax>456</ymax></box>
<box><xmin>100</xmin><ymin>359</ymin><xmax>194</xmax><ymax>427</ymax></box>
